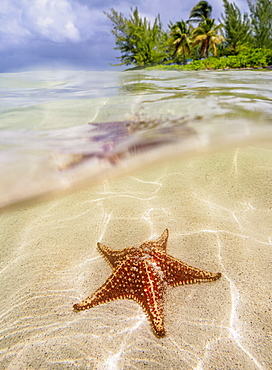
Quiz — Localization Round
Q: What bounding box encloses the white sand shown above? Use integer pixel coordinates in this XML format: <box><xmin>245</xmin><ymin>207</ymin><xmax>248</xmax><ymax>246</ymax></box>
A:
<box><xmin>0</xmin><ymin>145</ymin><xmax>271</xmax><ymax>369</ymax></box>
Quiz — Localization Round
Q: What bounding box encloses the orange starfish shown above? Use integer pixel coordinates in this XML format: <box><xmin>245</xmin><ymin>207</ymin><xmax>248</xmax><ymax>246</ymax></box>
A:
<box><xmin>73</xmin><ymin>229</ymin><xmax>221</xmax><ymax>337</ymax></box>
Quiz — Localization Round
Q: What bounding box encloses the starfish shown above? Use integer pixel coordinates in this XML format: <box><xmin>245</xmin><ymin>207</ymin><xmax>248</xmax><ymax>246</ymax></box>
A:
<box><xmin>73</xmin><ymin>229</ymin><xmax>221</xmax><ymax>337</ymax></box>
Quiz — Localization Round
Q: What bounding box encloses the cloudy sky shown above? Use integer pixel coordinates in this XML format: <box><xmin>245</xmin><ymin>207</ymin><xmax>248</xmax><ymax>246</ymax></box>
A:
<box><xmin>0</xmin><ymin>0</ymin><xmax>249</xmax><ymax>72</ymax></box>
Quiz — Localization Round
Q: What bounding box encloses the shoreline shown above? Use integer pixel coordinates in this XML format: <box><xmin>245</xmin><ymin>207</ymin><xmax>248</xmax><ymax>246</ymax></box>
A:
<box><xmin>126</xmin><ymin>64</ymin><xmax>272</xmax><ymax>72</ymax></box>
<box><xmin>145</xmin><ymin>65</ymin><xmax>272</xmax><ymax>72</ymax></box>
<box><xmin>125</xmin><ymin>48</ymin><xmax>272</xmax><ymax>72</ymax></box>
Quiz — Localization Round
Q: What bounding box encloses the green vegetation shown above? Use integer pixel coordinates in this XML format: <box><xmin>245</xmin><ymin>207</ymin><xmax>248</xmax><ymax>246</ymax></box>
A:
<box><xmin>146</xmin><ymin>48</ymin><xmax>272</xmax><ymax>70</ymax></box>
<box><xmin>221</xmin><ymin>0</ymin><xmax>252</xmax><ymax>54</ymax></box>
<box><xmin>247</xmin><ymin>0</ymin><xmax>272</xmax><ymax>49</ymax></box>
<box><xmin>168</xmin><ymin>21</ymin><xmax>192</xmax><ymax>64</ymax></box>
<box><xmin>104</xmin><ymin>8</ymin><xmax>167</xmax><ymax>66</ymax></box>
<box><xmin>105</xmin><ymin>0</ymin><xmax>272</xmax><ymax>70</ymax></box>
<box><xmin>192</xmin><ymin>18</ymin><xmax>225</xmax><ymax>58</ymax></box>
<box><xmin>189</xmin><ymin>1</ymin><xmax>212</xmax><ymax>23</ymax></box>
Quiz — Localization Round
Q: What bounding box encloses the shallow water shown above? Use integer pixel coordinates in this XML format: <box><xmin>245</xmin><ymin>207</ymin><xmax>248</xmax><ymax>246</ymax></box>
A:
<box><xmin>0</xmin><ymin>69</ymin><xmax>272</xmax><ymax>208</ymax></box>
<box><xmin>0</xmin><ymin>70</ymin><xmax>272</xmax><ymax>369</ymax></box>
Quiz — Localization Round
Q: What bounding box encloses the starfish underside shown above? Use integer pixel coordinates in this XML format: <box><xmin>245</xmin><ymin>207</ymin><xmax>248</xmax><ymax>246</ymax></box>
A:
<box><xmin>73</xmin><ymin>229</ymin><xmax>221</xmax><ymax>337</ymax></box>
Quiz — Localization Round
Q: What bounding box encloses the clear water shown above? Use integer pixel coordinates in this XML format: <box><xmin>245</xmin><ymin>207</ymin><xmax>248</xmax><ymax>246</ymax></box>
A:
<box><xmin>0</xmin><ymin>70</ymin><xmax>272</xmax><ymax>370</ymax></box>
<box><xmin>1</xmin><ymin>69</ymin><xmax>272</xmax><ymax>208</ymax></box>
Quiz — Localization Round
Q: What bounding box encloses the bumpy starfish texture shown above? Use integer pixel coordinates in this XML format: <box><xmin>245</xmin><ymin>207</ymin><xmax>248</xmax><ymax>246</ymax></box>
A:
<box><xmin>73</xmin><ymin>229</ymin><xmax>221</xmax><ymax>337</ymax></box>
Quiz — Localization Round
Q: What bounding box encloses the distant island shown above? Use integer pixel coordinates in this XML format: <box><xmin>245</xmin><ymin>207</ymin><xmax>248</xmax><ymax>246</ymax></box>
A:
<box><xmin>105</xmin><ymin>0</ymin><xmax>272</xmax><ymax>70</ymax></box>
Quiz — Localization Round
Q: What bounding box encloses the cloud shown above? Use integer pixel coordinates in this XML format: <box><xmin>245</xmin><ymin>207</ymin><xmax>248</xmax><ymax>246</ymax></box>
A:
<box><xmin>27</xmin><ymin>0</ymin><xmax>81</xmax><ymax>42</ymax></box>
<box><xmin>0</xmin><ymin>0</ymin><xmax>104</xmax><ymax>46</ymax></box>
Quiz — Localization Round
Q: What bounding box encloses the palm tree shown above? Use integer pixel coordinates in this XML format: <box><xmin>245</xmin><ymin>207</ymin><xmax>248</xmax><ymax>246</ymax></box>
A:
<box><xmin>169</xmin><ymin>21</ymin><xmax>192</xmax><ymax>64</ymax></box>
<box><xmin>189</xmin><ymin>1</ymin><xmax>213</xmax><ymax>23</ymax></box>
<box><xmin>193</xmin><ymin>18</ymin><xmax>225</xmax><ymax>58</ymax></box>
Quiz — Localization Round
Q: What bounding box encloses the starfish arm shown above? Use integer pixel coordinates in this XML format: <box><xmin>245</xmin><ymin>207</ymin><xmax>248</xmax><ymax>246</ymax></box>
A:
<box><xmin>97</xmin><ymin>242</ymin><xmax>139</xmax><ymax>270</ymax></box>
<box><xmin>141</xmin><ymin>229</ymin><xmax>169</xmax><ymax>253</ymax></box>
<box><xmin>73</xmin><ymin>258</ymin><xmax>146</xmax><ymax>311</ymax></box>
<box><xmin>139</xmin><ymin>260</ymin><xmax>166</xmax><ymax>337</ymax></box>
<box><xmin>153</xmin><ymin>229</ymin><xmax>169</xmax><ymax>251</ymax></box>
<box><xmin>73</xmin><ymin>256</ymin><xmax>167</xmax><ymax>336</ymax></box>
<box><xmin>161</xmin><ymin>254</ymin><xmax>221</xmax><ymax>287</ymax></box>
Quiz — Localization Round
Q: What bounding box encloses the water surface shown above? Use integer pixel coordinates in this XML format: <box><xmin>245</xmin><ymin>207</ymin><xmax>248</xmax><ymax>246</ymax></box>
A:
<box><xmin>1</xmin><ymin>69</ymin><xmax>271</xmax><ymax>208</ymax></box>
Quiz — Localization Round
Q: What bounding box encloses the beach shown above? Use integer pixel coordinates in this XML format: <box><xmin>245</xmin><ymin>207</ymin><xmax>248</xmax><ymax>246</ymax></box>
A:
<box><xmin>1</xmin><ymin>144</ymin><xmax>271</xmax><ymax>369</ymax></box>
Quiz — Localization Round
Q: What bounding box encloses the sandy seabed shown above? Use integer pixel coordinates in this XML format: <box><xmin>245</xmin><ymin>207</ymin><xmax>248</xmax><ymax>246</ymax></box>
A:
<box><xmin>0</xmin><ymin>145</ymin><xmax>271</xmax><ymax>370</ymax></box>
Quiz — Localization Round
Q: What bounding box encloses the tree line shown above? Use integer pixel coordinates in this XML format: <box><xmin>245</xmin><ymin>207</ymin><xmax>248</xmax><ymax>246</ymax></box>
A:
<box><xmin>104</xmin><ymin>0</ymin><xmax>272</xmax><ymax>67</ymax></box>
